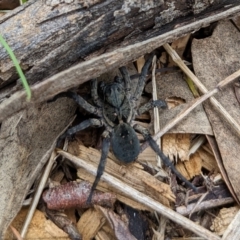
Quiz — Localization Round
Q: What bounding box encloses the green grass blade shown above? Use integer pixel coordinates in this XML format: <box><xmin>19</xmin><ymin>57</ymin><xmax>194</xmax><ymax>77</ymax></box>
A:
<box><xmin>0</xmin><ymin>34</ymin><xmax>31</xmax><ymax>100</ymax></box>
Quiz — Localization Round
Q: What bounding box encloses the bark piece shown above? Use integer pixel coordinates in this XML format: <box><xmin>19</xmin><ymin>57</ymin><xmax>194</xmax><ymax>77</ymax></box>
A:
<box><xmin>192</xmin><ymin>20</ymin><xmax>240</xmax><ymax>201</ymax></box>
<box><xmin>42</xmin><ymin>181</ymin><xmax>116</xmax><ymax>209</ymax></box>
<box><xmin>0</xmin><ymin>98</ymin><xmax>76</xmax><ymax>237</ymax></box>
<box><xmin>0</xmin><ymin>0</ymin><xmax>19</xmax><ymax>10</ymax></box>
<box><xmin>45</xmin><ymin>208</ymin><xmax>82</xmax><ymax>240</ymax></box>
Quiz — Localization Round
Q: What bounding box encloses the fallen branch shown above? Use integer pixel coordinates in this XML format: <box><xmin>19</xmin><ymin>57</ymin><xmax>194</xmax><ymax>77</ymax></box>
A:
<box><xmin>1</xmin><ymin>6</ymin><xmax>240</xmax><ymax>122</ymax></box>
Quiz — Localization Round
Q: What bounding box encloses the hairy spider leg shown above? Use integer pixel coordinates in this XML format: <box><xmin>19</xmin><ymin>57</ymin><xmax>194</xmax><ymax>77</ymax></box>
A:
<box><xmin>87</xmin><ymin>133</ymin><xmax>111</xmax><ymax>204</ymax></box>
<box><xmin>91</xmin><ymin>79</ymin><xmax>103</xmax><ymax>107</ymax></box>
<box><xmin>57</xmin><ymin>118</ymin><xmax>103</xmax><ymax>146</ymax></box>
<box><xmin>133</xmin><ymin>54</ymin><xmax>154</xmax><ymax>104</ymax></box>
<box><xmin>137</xmin><ymin>99</ymin><xmax>167</xmax><ymax>116</ymax></box>
<box><xmin>134</xmin><ymin>124</ymin><xmax>198</xmax><ymax>192</ymax></box>
<box><xmin>51</xmin><ymin>91</ymin><xmax>101</xmax><ymax>117</ymax></box>
<box><xmin>119</xmin><ymin>66</ymin><xmax>131</xmax><ymax>100</ymax></box>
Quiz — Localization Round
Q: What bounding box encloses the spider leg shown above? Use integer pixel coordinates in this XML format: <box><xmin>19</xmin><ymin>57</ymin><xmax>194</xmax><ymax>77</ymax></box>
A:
<box><xmin>133</xmin><ymin>54</ymin><xmax>154</xmax><ymax>103</ymax></box>
<box><xmin>119</xmin><ymin>66</ymin><xmax>131</xmax><ymax>100</ymax></box>
<box><xmin>91</xmin><ymin>79</ymin><xmax>103</xmax><ymax>107</ymax></box>
<box><xmin>57</xmin><ymin>118</ymin><xmax>103</xmax><ymax>146</ymax></box>
<box><xmin>87</xmin><ymin>131</ymin><xmax>110</xmax><ymax>204</ymax></box>
<box><xmin>50</xmin><ymin>92</ymin><xmax>101</xmax><ymax>117</ymax></box>
<box><xmin>137</xmin><ymin>99</ymin><xmax>167</xmax><ymax>116</ymax></box>
<box><xmin>134</xmin><ymin>124</ymin><xmax>198</xmax><ymax>192</ymax></box>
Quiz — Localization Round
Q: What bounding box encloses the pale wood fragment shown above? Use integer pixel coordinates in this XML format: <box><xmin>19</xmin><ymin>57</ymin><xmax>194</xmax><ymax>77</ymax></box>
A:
<box><xmin>176</xmin><ymin>153</ymin><xmax>202</xmax><ymax>180</ymax></box>
<box><xmin>58</xmin><ymin>149</ymin><xmax>221</xmax><ymax>240</ymax></box>
<box><xmin>4</xmin><ymin>209</ymin><xmax>69</xmax><ymax>239</ymax></box>
<box><xmin>211</xmin><ymin>206</ymin><xmax>239</xmax><ymax>236</ymax></box>
<box><xmin>77</xmin><ymin>208</ymin><xmax>106</xmax><ymax>240</ymax></box>
<box><xmin>222</xmin><ymin>210</ymin><xmax>240</xmax><ymax>240</ymax></box>
<box><xmin>198</xmin><ymin>148</ymin><xmax>219</xmax><ymax>172</ymax></box>
<box><xmin>69</xmin><ymin>142</ymin><xmax>175</xmax><ymax>208</ymax></box>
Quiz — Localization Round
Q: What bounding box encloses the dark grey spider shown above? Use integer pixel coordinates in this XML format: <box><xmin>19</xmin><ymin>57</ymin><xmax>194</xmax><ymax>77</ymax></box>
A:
<box><xmin>54</xmin><ymin>55</ymin><xmax>197</xmax><ymax>203</ymax></box>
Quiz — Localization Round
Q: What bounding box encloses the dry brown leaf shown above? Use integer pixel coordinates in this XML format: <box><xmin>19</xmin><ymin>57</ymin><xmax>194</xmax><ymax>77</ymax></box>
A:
<box><xmin>97</xmin><ymin>206</ymin><xmax>137</xmax><ymax>240</ymax></box>
<box><xmin>136</xmin><ymin>56</ymin><xmax>145</xmax><ymax>73</ymax></box>
<box><xmin>170</xmin><ymin>34</ymin><xmax>191</xmax><ymax>60</ymax></box>
<box><xmin>145</xmin><ymin>71</ymin><xmax>213</xmax><ymax>135</ymax></box>
<box><xmin>192</xmin><ymin>20</ymin><xmax>240</xmax><ymax>202</ymax></box>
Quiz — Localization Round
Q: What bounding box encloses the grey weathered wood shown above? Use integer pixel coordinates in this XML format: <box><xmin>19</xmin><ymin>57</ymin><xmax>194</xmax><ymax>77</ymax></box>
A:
<box><xmin>1</xmin><ymin>5</ymin><xmax>240</xmax><ymax>123</ymax></box>
<box><xmin>0</xmin><ymin>98</ymin><xmax>76</xmax><ymax>238</ymax></box>
<box><xmin>0</xmin><ymin>0</ymin><xmax>240</xmax><ymax>90</ymax></box>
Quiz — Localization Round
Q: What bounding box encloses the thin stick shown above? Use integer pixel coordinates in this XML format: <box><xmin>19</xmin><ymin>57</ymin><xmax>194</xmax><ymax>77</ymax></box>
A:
<box><xmin>151</xmin><ymin>55</ymin><xmax>162</xmax><ymax>168</ymax></box>
<box><xmin>58</xmin><ymin>150</ymin><xmax>221</xmax><ymax>240</ymax></box>
<box><xmin>20</xmin><ymin>151</ymin><xmax>57</xmax><ymax>238</ymax></box>
<box><xmin>163</xmin><ymin>43</ymin><xmax>240</xmax><ymax>137</ymax></box>
<box><xmin>141</xmin><ymin>68</ymin><xmax>240</xmax><ymax>151</ymax></box>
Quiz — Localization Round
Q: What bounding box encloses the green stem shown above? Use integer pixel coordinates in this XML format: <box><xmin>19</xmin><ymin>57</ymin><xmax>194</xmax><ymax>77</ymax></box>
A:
<box><xmin>0</xmin><ymin>34</ymin><xmax>31</xmax><ymax>100</ymax></box>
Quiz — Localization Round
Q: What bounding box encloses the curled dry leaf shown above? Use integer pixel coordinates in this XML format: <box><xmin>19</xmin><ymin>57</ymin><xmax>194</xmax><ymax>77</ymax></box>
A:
<box><xmin>42</xmin><ymin>181</ymin><xmax>116</xmax><ymax>210</ymax></box>
<box><xmin>97</xmin><ymin>206</ymin><xmax>137</xmax><ymax>240</ymax></box>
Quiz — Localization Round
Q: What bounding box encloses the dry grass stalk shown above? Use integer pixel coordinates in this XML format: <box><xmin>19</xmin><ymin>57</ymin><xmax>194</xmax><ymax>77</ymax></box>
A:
<box><xmin>58</xmin><ymin>149</ymin><xmax>221</xmax><ymax>240</ymax></box>
<box><xmin>20</xmin><ymin>151</ymin><xmax>57</xmax><ymax>238</ymax></box>
<box><xmin>151</xmin><ymin>55</ymin><xmax>162</xmax><ymax>168</ymax></box>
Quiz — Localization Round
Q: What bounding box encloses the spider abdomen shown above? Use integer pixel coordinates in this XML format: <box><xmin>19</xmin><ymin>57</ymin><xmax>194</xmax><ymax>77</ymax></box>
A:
<box><xmin>111</xmin><ymin>123</ymin><xmax>140</xmax><ymax>163</ymax></box>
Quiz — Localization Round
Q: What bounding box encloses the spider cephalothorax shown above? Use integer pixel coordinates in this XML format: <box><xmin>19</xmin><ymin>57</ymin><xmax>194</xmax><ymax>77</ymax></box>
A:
<box><xmin>54</xmin><ymin>55</ymin><xmax>197</xmax><ymax>203</ymax></box>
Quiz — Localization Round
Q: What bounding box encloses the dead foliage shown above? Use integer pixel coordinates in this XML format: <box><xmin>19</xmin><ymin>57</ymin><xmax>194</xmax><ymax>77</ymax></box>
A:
<box><xmin>2</xmin><ymin>5</ymin><xmax>240</xmax><ymax>240</ymax></box>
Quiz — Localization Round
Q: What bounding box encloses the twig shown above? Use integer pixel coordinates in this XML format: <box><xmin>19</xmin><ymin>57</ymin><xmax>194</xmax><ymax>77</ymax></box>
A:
<box><xmin>20</xmin><ymin>151</ymin><xmax>57</xmax><ymax>238</ymax></box>
<box><xmin>9</xmin><ymin>225</ymin><xmax>23</xmax><ymax>240</ymax></box>
<box><xmin>141</xmin><ymin>68</ymin><xmax>240</xmax><ymax>151</ymax></box>
<box><xmin>163</xmin><ymin>43</ymin><xmax>240</xmax><ymax>137</ymax></box>
<box><xmin>151</xmin><ymin>55</ymin><xmax>162</xmax><ymax>168</ymax></box>
<box><xmin>177</xmin><ymin>197</ymin><xmax>234</xmax><ymax>216</ymax></box>
<box><xmin>58</xmin><ymin>150</ymin><xmax>221</xmax><ymax>240</ymax></box>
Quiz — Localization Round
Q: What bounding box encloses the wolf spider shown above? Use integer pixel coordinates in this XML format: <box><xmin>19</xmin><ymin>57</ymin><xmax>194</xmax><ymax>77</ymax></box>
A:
<box><xmin>55</xmin><ymin>55</ymin><xmax>197</xmax><ymax>203</ymax></box>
